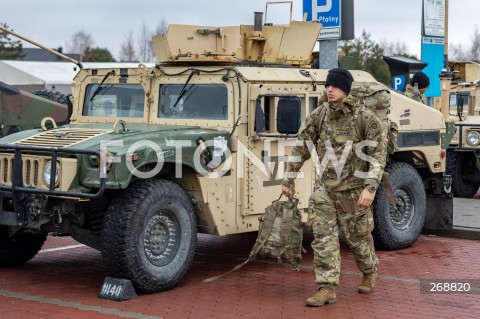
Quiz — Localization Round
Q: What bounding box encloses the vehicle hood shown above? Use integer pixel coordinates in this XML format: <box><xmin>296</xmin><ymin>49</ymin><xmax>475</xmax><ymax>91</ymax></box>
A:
<box><xmin>0</xmin><ymin>123</ymin><xmax>230</xmax><ymax>153</ymax></box>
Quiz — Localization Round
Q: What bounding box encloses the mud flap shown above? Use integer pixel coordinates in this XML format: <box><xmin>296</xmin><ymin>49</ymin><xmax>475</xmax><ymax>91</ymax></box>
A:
<box><xmin>423</xmin><ymin>193</ymin><xmax>453</xmax><ymax>231</ymax></box>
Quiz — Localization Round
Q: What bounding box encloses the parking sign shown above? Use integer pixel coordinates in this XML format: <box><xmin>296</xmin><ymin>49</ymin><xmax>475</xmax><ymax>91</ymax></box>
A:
<box><xmin>303</xmin><ymin>0</ymin><xmax>341</xmax><ymax>39</ymax></box>
<box><xmin>392</xmin><ymin>75</ymin><xmax>407</xmax><ymax>92</ymax></box>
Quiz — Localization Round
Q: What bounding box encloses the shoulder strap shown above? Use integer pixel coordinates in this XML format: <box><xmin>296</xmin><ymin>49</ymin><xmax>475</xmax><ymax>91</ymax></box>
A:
<box><xmin>353</xmin><ymin>105</ymin><xmax>367</xmax><ymax>139</ymax></box>
<box><xmin>203</xmin><ymin>196</ymin><xmax>282</xmax><ymax>283</ymax></box>
<box><xmin>316</xmin><ymin>103</ymin><xmax>328</xmax><ymax>134</ymax></box>
<box><xmin>202</xmin><ymin>197</ymin><xmax>302</xmax><ymax>283</ymax></box>
<box><xmin>248</xmin><ymin>200</ymin><xmax>280</xmax><ymax>259</ymax></box>
<box><xmin>277</xmin><ymin>198</ymin><xmax>302</xmax><ymax>270</ymax></box>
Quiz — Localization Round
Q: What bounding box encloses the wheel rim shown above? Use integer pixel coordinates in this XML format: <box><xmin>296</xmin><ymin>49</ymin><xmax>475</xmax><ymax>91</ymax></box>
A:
<box><xmin>390</xmin><ymin>188</ymin><xmax>415</xmax><ymax>230</ymax></box>
<box><xmin>143</xmin><ymin>209</ymin><xmax>181</xmax><ymax>267</ymax></box>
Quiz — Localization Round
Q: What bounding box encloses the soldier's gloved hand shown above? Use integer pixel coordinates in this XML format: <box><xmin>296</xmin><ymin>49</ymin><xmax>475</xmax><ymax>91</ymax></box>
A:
<box><xmin>281</xmin><ymin>185</ymin><xmax>294</xmax><ymax>198</ymax></box>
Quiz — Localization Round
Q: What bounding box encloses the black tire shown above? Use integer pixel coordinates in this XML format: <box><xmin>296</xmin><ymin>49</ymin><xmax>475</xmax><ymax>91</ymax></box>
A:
<box><xmin>446</xmin><ymin>150</ymin><xmax>480</xmax><ymax>198</ymax></box>
<box><xmin>101</xmin><ymin>179</ymin><xmax>197</xmax><ymax>293</ymax></box>
<box><xmin>0</xmin><ymin>226</ymin><xmax>48</xmax><ymax>267</ymax></box>
<box><xmin>33</xmin><ymin>89</ymin><xmax>69</xmax><ymax>105</ymax></box>
<box><xmin>372</xmin><ymin>162</ymin><xmax>426</xmax><ymax>250</ymax></box>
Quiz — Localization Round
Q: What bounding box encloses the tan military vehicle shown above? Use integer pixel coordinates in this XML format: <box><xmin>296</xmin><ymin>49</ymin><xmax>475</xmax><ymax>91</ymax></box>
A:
<box><xmin>443</xmin><ymin>61</ymin><xmax>480</xmax><ymax>197</ymax></box>
<box><xmin>0</xmin><ymin>12</ymin><xmax>453</xmax><ymax>293</ymax></box>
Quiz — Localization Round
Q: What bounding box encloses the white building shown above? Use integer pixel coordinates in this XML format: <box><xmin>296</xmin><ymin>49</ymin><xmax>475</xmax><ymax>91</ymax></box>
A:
<box><xmin>0</xmin><ymin>61</ymin><xmax>152</xmax><ymax>95</ymax></box>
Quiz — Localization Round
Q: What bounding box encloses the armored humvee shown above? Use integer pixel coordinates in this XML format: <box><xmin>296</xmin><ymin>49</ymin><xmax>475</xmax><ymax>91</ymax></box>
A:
<box><xmin>444</xmin><ymin>61</ymin><xmax>480</xmax><ymax>197</ymax></box>
<box><xmin>0</xmin><ymin>13</ymin><xmax>454</xmax><ymax>293</ymax></box>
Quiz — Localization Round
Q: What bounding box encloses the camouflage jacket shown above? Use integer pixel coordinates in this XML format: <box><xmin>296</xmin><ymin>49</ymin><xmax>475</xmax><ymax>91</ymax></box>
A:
<box><xmin>282</xmin><ymin>95</ymin><xmax>387</xmax><ymax>192</ymax></box>
<box><xmin>405</xmin><ymin>84</ymin><xmax>427</xmax><ymax>104</ymax></box>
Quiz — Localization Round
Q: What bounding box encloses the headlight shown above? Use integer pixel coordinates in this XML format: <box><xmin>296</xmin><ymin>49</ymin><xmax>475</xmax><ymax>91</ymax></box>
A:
<box><xmin>43</xmin><ymin>160</ymin><xmax>60</xmax><ymax>187</ymax></box>
<box><xmin>467</xmin><ymin>131</ymin><xmax>480</xmax><ymax>146</ymax></box>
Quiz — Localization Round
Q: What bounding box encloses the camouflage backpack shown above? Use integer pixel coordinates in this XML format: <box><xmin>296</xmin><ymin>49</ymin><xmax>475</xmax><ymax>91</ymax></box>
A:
<box><xmin>350</xmin><ymin>81</ymin><xmax>399</xmax><ymax>154</ymax></box>
<box><xmin>320</xmin><ymin>81</ymin><xmax>399</xmax><ymax>154</ymax></box>
<box><xmin>203</xmin><ymin>197</ymin><xmax>303</xmax><ymax>283</ymax></box>
<box><xmin>250</xmin><ymin>197</ymin><xmax>304</xmax><ymax>270</ymax></box>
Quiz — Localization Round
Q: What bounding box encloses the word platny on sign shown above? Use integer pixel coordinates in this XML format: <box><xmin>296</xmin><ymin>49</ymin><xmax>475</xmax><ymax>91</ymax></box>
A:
<box><xmin>317</xmin><ymin>16</ymin><xmax>339</xmax><ymax>24</ymax></box>
<box><xmin>99</xmin><ymin>138</ymin><xmax>381</xmax><ymax>181</ymax></box>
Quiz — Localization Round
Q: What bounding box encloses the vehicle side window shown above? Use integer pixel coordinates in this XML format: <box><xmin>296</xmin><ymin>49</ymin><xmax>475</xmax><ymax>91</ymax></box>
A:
<box><xmin>450</xmin><ymin>92</ymin><xmax>470</xmax><ymax>108</ymax></box>
<box><xmin>158</xmin><ymin>84</ymin><xmax>228</xmax><ymax>120</ymax></box>
<box><xmin>254</xmin><ymin>94</ymin><xmax>302</xmax><ymax>135</ymax></box>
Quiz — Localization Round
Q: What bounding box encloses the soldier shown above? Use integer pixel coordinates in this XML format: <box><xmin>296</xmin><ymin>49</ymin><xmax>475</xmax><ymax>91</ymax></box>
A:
<box><xmin>281</xmin><ymin>68</ymin><xmax>387</xmax><ymax>307</ymax></box>
<box><xmin>405</xmin><ymin>71</ymin><xmax>430</xmax><ymax>104</ymax></box>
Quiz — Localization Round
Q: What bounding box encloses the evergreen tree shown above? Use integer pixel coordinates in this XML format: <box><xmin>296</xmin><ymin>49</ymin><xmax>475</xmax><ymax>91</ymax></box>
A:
<box><xmin>82</xmin><ymin>47</ymin><xmax>116</xmax><ymax>62</ymax></box>
<box><xmin>0</xmin><ymin>23</ymin><xmax>26</xmax><ymax>60</ymax></box>
<box><xmin>340</xmin><ymin>30</ymin><xmax>391</xmax><ymax>85</ymax></box>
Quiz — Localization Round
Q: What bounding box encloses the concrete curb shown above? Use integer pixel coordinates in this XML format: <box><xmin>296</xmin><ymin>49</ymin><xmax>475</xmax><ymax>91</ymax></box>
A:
<box><xmin>423</xmin><ymin>226</ymin><xmax>480</xmax><ymax>241</ymax></box>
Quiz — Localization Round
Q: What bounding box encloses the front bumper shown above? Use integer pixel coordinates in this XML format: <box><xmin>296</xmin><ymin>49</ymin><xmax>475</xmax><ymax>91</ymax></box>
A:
<box><xmin>0</xmin><ymin>144</ymin><xmax>106</xmax><ymax>227</ymax></box>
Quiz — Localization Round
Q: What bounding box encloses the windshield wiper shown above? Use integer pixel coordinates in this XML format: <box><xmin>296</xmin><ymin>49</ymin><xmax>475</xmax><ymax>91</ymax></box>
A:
<box><xmin>171</xmin><ymin>69</ymin><xmax>200</xmax><ymax>109</ymax></box>
<box><xmin>89</xmin><ymin>70</ymin><xmax>116</xmax><ymax>101</ymax></box>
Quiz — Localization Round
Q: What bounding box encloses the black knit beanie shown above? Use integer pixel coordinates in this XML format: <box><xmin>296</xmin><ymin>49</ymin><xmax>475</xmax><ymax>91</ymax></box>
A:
<box><xmin>325</xmin><ymin>68</ymin><xmax>354</xmax><ymax>94</ymax></box>
<box><xmin>411</xmin><ymin>71</ymin><xmax>430</xmax><ymax>89</ymax></box>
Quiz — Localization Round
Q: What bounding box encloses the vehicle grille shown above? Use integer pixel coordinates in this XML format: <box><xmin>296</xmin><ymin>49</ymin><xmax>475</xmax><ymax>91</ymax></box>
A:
<box><xmin>0</xmin><ymin>154</ymin><xmax>54</xmax><ymax>188</ymax></box>
<box><xmin>1</xmin><ymin>155</ymin><xmax>43</xmax><ymax>187</ymax></box>
<box><xmin>14</xmin><ymin>128</ymin><xmax>111</xmax><ymax>148</ymax></box>
<box><xmin>0</xmin><ymin>154</ymin><xmax>78</xmax><ymax>191</ymax></box>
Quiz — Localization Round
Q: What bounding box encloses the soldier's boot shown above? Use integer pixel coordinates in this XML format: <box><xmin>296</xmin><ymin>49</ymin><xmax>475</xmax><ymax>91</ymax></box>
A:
<box><xmin>358</xmin><ymin>272</ymin><xmax>377</xmax><ymax>294</ymax></box>
<box><xmin>305</xmin><ymin>287</ymin><xmax>336</xmax><ymax>307</ymax></box>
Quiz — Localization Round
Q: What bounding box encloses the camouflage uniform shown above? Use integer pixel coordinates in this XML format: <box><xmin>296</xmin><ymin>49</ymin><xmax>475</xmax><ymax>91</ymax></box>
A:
<box><xmin>405</xmin><ymin>84</ymin><xmax>427</xmax><ymax>104</ymax></box>
<box><xmin>282</xmin><ymin>95</ymin><xmax>387</xmax><ymax>288</ymax></box>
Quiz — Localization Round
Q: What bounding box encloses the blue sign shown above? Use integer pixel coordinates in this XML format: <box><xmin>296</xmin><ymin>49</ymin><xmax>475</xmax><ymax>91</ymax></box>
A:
<box><xmin>303</xmin><ymin>0</ymin><xmax>341</xmax><ymax>39</ymax></box>
<box><xmin>421</xmin><ymin>36</ymin><xmax>444</xmax><ymax>97</ymax></box>
<box><xmin>392</xmin><ymin>75</ymin><xmax>407</xmax><ymax>92</ymax></box>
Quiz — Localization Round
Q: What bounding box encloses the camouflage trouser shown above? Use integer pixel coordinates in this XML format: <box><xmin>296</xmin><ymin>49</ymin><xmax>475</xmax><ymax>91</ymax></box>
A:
<box><xmin>307</xmin><ymin>187</ymin><xmax>378</xmax><ymax>288</ymax></box>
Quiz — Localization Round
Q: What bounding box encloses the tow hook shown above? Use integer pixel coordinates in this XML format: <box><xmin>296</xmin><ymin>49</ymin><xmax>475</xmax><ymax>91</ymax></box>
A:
<box><xmin>27</xmin><ymin>195</ymin><xmax>46</xmax><ymax>220</ymax></box>
<box><xmin>53</xmin><ymin>207</ymin><xmax>63</xmax><ymax>225</ymax></box>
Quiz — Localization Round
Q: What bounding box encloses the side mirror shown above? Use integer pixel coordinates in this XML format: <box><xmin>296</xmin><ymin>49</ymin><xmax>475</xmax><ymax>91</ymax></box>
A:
<box><xmin>277</xmin><ymin>96</ymin><xmax>301</xmax><ymax>134</ymax></box>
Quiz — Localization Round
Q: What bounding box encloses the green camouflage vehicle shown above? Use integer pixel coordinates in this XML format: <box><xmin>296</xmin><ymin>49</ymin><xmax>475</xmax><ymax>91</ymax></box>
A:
<box><xmin>0</xmin><ymin>81</ymin><xmax>70</xmax><ymax>136</ymax></box>
<box><xmin>0</xmin><ymin>13</ymin><xmax>454</xmax><ymax>293</ymax></box>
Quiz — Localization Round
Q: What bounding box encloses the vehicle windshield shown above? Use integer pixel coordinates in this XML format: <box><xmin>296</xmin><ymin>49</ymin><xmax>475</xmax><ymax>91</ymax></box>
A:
<box><xmin>83</xmin><ymin>84</ymin><xmax>145</xmax><ymax>117</ymax></box>
<box><xmin>158</xmin><ymin>84</ymin><xmax>228</xmax><ymax>120</ymax></box>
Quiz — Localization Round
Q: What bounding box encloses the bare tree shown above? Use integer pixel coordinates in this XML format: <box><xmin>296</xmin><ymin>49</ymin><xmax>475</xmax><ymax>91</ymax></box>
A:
<box><xmin>138</xmin><ymin>20</ymin><xmax>168</xmax><ymax>63</ymax></box>
<box><xmin>450</xmin><ymin>26</ymin><xmax>480</xmax><ymax>62</ymax></box>
<box><xmin>379</xmin><ymin>39</ymin><xmax>416</xmax><ymax>59</ymax></box>
<box><xmin>138</xmin><ymin>22</ymin><xmax>152</xmax><ymax>63</ymax></box>
<box><xmin>119</xmin><ymin>30</ymin><xmax>137</xmax><ymax>62</ymax></box>
<box><xmin>148</xmin><ymin>19</ymin><xmax>168</xmax><ymax>62</ymax></box>
<box><xmin>119</xmin><ymin>19</ymin><xmax>168</xmax><ymax>63</ymax></box>
<box><xmin>155</xmin><ymin>19</ymin><xmax>168</xmax><ymax>37</ymax></box>
<box><xmin>66</xmin><ymin>30</ymin><xmax>94</xmax><ymax>61</ymax></box>
<box><xmin>469</xmin><ymin>26</ymin><xmax>480</xmax><ymax>62</ymax></box>
<box><xmin>450</xmin><ymin>43</ymin><xmax>469</xmax><ymax>61</ymax></box>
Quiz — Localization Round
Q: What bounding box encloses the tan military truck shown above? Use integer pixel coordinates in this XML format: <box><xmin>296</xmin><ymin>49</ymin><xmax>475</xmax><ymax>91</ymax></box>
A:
<box><xmin>0</xmin><ymin>13</ymin><xmax>453</xmax><ymax>293</ymax></box>
<box><xmin>442</xmin><ymin>61</ymin><xmax>480</xmax><ymax>197</ymax></box>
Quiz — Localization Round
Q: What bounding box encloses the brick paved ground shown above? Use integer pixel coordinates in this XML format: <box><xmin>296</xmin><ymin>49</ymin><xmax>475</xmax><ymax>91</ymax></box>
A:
<box><xmin>1</xmin><ymin>231</ymin><xmax>479</xmax><ymax>319</ymax></box>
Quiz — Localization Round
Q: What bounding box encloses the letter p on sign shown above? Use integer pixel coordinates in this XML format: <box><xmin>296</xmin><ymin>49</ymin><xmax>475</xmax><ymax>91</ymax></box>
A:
<box><xmin>313</xmin><ymin>0</ymin><xmax>332</xmax><ymax>17</ymax></box>
<box><xmin>393</xmin><ymin>75</ymin><xmax>406</xmax><ymax>91</ymax></box>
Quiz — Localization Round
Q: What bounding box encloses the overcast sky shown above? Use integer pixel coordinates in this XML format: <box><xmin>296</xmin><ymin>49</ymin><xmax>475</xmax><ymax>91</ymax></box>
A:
<box><xmin>3</xmin><ymin>0</ymin><xmax>478</xmax><ymax>61</ymax></box>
